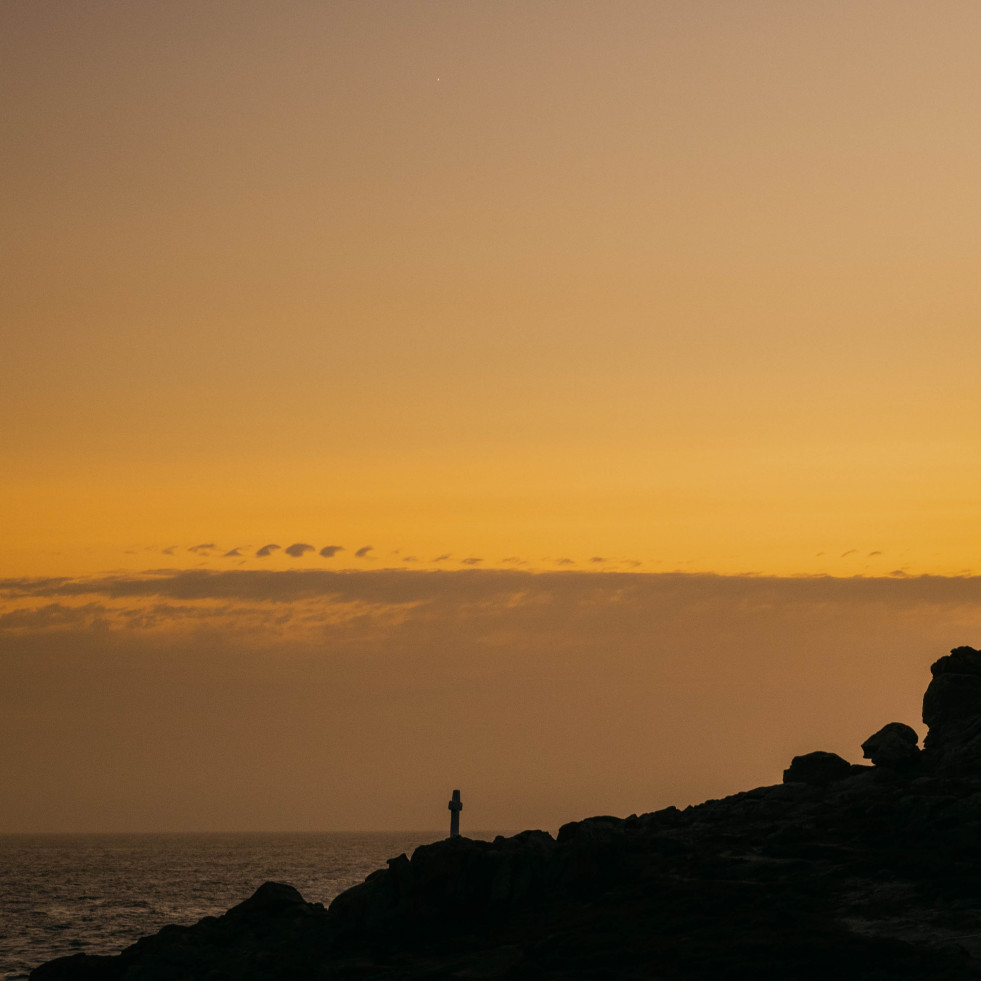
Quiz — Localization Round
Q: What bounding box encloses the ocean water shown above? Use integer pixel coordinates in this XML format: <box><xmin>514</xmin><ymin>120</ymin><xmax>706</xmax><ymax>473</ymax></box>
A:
<box><xmin>0</xmin><ymin>831</ymin><xmax>505</xmax><ymax>980</ymax></box>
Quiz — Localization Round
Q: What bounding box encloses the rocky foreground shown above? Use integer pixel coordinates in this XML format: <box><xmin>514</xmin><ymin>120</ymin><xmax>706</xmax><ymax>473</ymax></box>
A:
<box><xmin>32</xmin><ymin>647</ymin><xmax>981</xmax><ymax>980</ymax></box>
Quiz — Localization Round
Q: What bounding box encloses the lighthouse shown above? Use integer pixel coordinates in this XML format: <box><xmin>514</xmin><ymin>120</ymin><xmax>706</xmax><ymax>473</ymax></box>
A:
<box><xmin>448</xmin><ymin>789</ymin><xmax>462</xmax><ymax>837</ymax></box>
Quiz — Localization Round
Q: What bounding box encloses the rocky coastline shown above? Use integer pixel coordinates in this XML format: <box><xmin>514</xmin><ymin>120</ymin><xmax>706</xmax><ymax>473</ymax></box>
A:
<box><xmin>30</xmin><ymin>646</ymin><xmax>981</xmax><ymax>979</ymax></box>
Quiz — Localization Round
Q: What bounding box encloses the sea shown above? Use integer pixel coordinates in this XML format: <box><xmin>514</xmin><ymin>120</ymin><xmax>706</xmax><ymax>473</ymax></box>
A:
<box><xmin>0</xmin><ymin>831</ymin><xmax>508</xmax><ymax>980</ymax></box>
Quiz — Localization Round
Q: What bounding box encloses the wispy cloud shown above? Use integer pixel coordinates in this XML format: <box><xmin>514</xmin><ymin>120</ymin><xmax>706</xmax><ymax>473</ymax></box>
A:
<box><xmin>256</xmin><ymin>544</ymin><xmax>281</xmax><ymax>558</ymax></box>
<box><xmin>355</xmin><ymin>546</ymin><xmax>373</xmax><ymax>559</ymax></box>
<box><xmin>6</xmin><ymin>570</ymin><xmax>981</xmax><ymax>620</ymax></box>
<box><xmin>319</xmin><ymin>546</ymin><xmax>343</xmax><ymax>558</ymax></box>
<box><xmin>188</xmin><ymin>543</ymin><xmax>216</xmax><ymax>554</ymax></box>
<box><xmin>0</xmin><ymin>602</ymin><xmax>108</xmax><ymax>630</ymax></box>
<box><xmin>284</xmin><ymin>543</ymin><xmax>315</xmax><ymax>558</ymax></box>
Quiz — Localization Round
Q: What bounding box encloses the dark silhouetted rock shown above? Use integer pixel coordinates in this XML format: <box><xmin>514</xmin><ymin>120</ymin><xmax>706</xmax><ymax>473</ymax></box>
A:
<box><xmin>861</xmin><ymin>721</ymin><xmax>920</xmax><ymax>767</ymax></box>
<box><xmin>30</xmin><ymin>881</ymin><xmax>331</xmax><ymax>981</ymax></box>
<box><xmin>923</xmin><ymin>645</ymin><xmax>981</xmax><ymax>773</ymax></box>
<box><xmin>782</xmin><ymin>750</ymin><xmax>852</xmax><ymax>785</ymax></box>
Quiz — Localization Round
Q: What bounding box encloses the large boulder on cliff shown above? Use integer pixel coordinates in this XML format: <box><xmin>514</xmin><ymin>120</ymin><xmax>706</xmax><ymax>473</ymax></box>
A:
<box><xmin>861</xmin><ymin>722</ymin><xmax>920</xmax><ymax>768</ymax></box>
<box><xmin>782</xmin><ymin>751</ymin><xmax>852</xmax><ymax>786</ymax></box>
<box><xmin>922</xmin><ymin>646</ymin><xmax>981</xmax><ymax>773</ymax></box>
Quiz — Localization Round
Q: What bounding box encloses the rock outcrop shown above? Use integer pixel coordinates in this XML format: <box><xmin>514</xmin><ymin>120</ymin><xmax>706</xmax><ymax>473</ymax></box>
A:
<box><xmin>782</xmin><ymin>749</ymin><xmax>853</xmax><ymax>785</ymax></box>
<box><xmin>923</xmin><ymin>646</ymin><xmax>981</xmax><ymax>773</ymax></box>
<box><xmin>30</xmin><ymin>645</ymin><xmax>981</xmax><ymax>981</ymax></box>
<box><xmin>861</xmin><ymin>722</ymin><xmax>920</xmax><ymax>768</ymax></box>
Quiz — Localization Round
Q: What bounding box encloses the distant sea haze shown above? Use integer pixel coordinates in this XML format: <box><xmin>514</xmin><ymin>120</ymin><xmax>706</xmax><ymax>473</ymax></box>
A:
<box><xmin>0</xmin><ymin>831</ymin><xmax>510</xmax><ymax>980</ymax></box>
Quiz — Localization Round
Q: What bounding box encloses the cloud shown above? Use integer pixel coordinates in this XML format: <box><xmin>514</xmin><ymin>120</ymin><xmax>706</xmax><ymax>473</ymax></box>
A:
<box><xmin>432</xmin><ymin>554</ymin><xmax>451</xmax><ymax>562</ymax></box>
<box><xmin>589</xmin><ymin>557</ymin><xmax>607</xmax><ymax>564</ymax></box>
<box><xmin>868</xmin><ymin>551</ymin><xmax>883</xmax><ymax>557</ymax></box>
<box><xmin>403</xmin><ymin>556</ymin><xmax>418</xmax><ymax>563</ymax></box>
<box><xmin>7</xmin><ymin>569</ymin><xmax>981</xmax><ymax>620</ymax></box>
<box><xmin>461</xmin><ymin>557</ymin><xmax>483</xmax><ymax>565</ymax></box>
<box><xmin>256</xmin><ymin>544</ymin><xmax>281</xmax><ymax>558</ymax></box>
<box><xmin>161</xmin><ymin>546</ymin><xmax>178</xmax><ymax>556</ymax></box>
<box><xmin>555</xmin><ymin>558</ymin><xmax>575</xmax><ymax>566</ymax></box>
<box><xmin>223</xmin><ymin>548</ymin><xmax>243</xmax><ymax>558</ymax></box>
<box><xmin>355</xmin><ymin>546</ymin><xmax>373</xmax><ymax>559</ymax></box>
<box><xmin>188</xmin><ymin>544</ymin><xmax>216</xmax><ymax>554</ymax></box>
<box><xmin>319</xmin><ymin>546</ymin><xmax>343</xmax><ymax>558</ymax></box>
<box><xmin>841</xmin><ymin>550</ymin><xmax>858</xmax><ymax>558</ymax></box>
<box><xmin>284</xmin><ymin>543</ymin><xmax>315</xmax><ymax>558</ymax></box>
<box><xmin>0</xmin><ymin>602</ymin><xmax>109</xmax><ymax>631</ymax></box>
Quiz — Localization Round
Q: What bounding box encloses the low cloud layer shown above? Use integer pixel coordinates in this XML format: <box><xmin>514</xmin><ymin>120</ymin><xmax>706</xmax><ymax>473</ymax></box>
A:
<box><xmin>4</xmin><ymin>568</ymin><xmax>980</xmax><ymax>608</ymax></box>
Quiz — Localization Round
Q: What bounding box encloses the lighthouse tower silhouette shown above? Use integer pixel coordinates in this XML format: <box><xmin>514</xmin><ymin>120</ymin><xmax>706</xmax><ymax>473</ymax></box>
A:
<box><xmin>448</xmin><ymin>789</ymin><xmax>462</xmax><ymax>837</ymax></box>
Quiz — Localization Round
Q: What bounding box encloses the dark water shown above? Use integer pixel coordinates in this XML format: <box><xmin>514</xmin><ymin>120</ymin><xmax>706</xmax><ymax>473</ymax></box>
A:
<box><xmin>0</xmin><ymin>831</ymin><xmax>505</xmax><ymax>980</ymax></box>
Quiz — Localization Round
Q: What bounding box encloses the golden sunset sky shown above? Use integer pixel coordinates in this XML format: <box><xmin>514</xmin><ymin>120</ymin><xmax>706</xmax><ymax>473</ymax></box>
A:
<box><xmin>3</xmin><ymin>2</ymin><xmax>981</xmax><ymax>833</ymax></box>
<box><xmin>5</xmin><ymin>0</ymin><xmax>981</xmax><ymax>578</ymax></box>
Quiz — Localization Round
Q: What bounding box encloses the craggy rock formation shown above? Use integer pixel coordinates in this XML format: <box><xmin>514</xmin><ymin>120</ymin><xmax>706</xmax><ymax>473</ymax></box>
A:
<box><xmin>923</xmin><ymin>646</ymin><xmax>981</xmax><ymax>773</ymax></box>
<box><xmin>782</xmin><ymin>749</ymin><xmax>853</xmax><ymax>785</ymax></box>
<box><xmin>31</xmin><ymin>646</ymin><xmax>981</xmax><ymax>981</ymax></box>
<box><xmin>862</xmin><ymin>722</ymin><xmax>921</xmax><ymax>768</ymax></box>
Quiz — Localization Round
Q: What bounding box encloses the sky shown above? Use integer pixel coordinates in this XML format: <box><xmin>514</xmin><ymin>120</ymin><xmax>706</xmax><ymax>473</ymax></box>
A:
<box><xmin>2</xmin><ymin>1</ymin><xmax>981</xmax><ymax>832</ymax></box>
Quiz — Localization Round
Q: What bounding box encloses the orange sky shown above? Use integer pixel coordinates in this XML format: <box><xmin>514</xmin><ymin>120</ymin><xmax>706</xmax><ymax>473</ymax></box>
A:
<box><xmin>4</xmin><ymin>0</ymin><xmax>981</xmax><ymax>579</ymax></box>
<box><xmin>3</xmin><ymin>2</ymin><xmax>981</xmax><ymax>832</ymax></box>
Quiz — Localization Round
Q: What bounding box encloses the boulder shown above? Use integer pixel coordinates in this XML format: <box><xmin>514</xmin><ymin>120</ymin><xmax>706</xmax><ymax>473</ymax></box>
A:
<box><xmin>782</xmin><ymin>751</ymin><xmax>852</xmax><ymax>786</ymax></box>
<box><xmin>861</xmin><ymin>722</ymin><xmax>920</xmax><ymax>767</ymax></box>
<box><xmin>922</xmin><ymin>646</ymin><xmax>981</xmax><ymax>772</ymax></box>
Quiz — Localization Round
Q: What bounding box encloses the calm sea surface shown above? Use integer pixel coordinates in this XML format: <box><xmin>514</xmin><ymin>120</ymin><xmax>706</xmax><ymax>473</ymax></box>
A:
<box><xmin>0</xmin><ymin>831</ymin><xmax>508</xmax><ymax>980</ymax></box>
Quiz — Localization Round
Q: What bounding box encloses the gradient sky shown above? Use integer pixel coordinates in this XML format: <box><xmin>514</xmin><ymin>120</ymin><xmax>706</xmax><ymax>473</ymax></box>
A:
<box><xmin>3</xmin><ymin>2</ymin><xmax>981</xmax><ymax>832</ymax></box>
